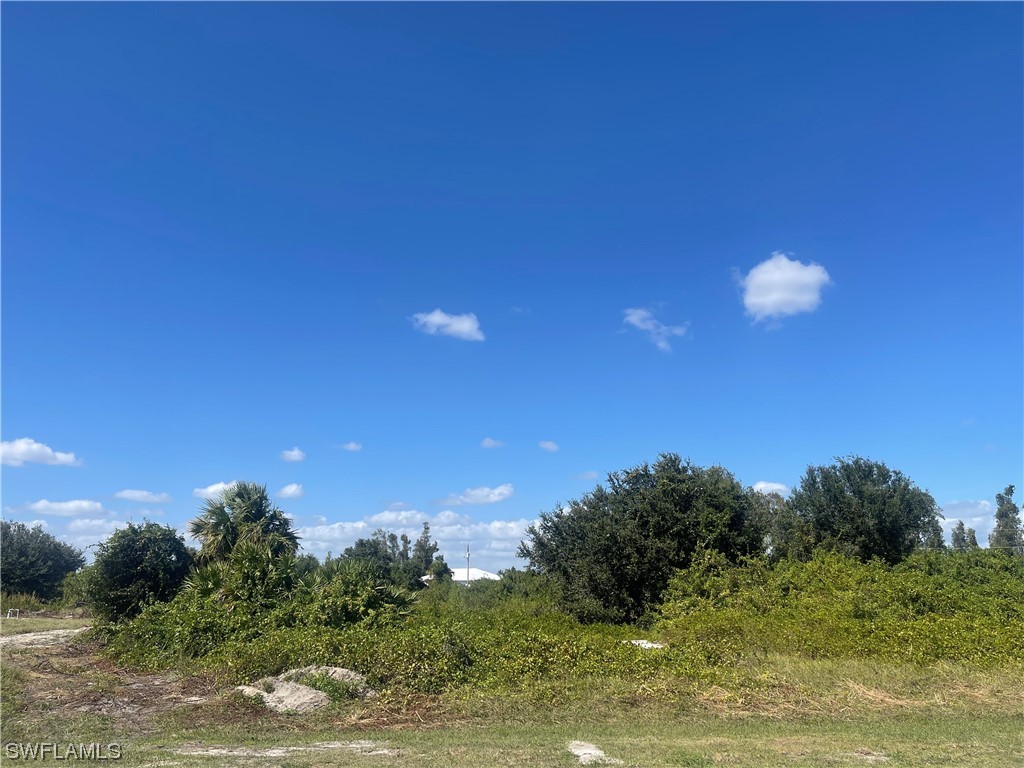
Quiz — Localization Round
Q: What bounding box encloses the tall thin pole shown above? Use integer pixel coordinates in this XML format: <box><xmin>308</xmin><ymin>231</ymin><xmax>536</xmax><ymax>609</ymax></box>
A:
<box><xmin>465</xmin><ymin>544</ymin><xmax>470</xmax><ymax>585</ymax></box>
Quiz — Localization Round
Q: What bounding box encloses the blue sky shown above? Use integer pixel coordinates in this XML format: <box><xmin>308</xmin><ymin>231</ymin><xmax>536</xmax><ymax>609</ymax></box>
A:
<box><xmin>3</xmin><ymin>4</ymin><xmax>1021</xmax><ymax>572</ymax></box>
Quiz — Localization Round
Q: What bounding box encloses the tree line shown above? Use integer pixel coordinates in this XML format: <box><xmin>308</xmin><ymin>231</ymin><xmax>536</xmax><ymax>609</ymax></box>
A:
<box><xmin>1</xmin><ymin>459</ymin><xmax>1021</xmax><ymax>626</ymax></box>
<box><xmin>518</xmin><ymin>455</ymin><xmax>1023</xmax><ymax>622</ymax></box>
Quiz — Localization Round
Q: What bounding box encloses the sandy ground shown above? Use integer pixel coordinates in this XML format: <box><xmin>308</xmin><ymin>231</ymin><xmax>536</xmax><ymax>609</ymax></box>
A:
<box><xmin>0</xmin><ymin>627</ymin><xmax>91</xmax><ymax>648</ymax></box>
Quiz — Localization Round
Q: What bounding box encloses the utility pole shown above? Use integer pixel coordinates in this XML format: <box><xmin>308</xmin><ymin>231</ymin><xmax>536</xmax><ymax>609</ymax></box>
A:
<box><xmin>465</xmin><ymin>544</ymin><xmax>471</xmax><ymax>586</ymax></box>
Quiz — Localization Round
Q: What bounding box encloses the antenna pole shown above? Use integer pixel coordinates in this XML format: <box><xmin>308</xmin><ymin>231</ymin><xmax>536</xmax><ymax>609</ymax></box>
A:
<box><xmin>465</xmin><ymin>545</ymin><xmax>470</xmax><ymax>585</ymax></box>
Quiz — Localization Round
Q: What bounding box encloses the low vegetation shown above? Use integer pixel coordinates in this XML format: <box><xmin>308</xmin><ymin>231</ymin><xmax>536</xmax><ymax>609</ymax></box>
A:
<box><xmin>2</xmin><ymin>457</ymin><xmax>1021</xmax><ymax>764</ymax></box>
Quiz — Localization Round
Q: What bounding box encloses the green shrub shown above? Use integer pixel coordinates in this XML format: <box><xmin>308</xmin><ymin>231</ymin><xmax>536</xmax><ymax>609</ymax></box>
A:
<box><xmin>658</xmin><ymin>549</ymin><xmax>1024</xmax><ymax>665</ymax></box>
<box><xmin>90</xmin><ymin>522</ymin><xmax>192</xmax><ymax>623</ymax></box>
<box><xmin>0</xmin><ymin>521</ymin><xmax>85</xmax><ymax>601</ymax></box>
<box><xmin>300</xmin><ymin>673</ymin><xmax>362</xmax><ymax>702</ymax></box>
<box><xmin>0</xmin><ymin>592</ymin><xmax>46</xmax><ymax>613</ymax></box>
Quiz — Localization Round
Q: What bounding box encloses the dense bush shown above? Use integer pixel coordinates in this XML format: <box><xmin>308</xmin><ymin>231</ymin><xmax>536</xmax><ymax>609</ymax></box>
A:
<box><xmin>787</xmin><ymin>456</ymin><xmax>944</xmax><ymax>564</ymax></box>
<box><xmin>0</xmin><ymin>521</ymin><xmax>84</xmax><ymax>600</ymax></box>
<box><xmin>90</xmin><ymin>522</ymin><xmax>192</xmax><ymax>622</ymax></box>
<box><xmin>658</xmin><ymin>549</ymin><xmax>1024</xmax><ymax>665</ymax></box>
<box><xmin>519</xmin><ymin>454</ymin><xmax>762</xmax><ymax>623</ymax></box>
<box><xmin>106</xmin><ymin>556</ymin><xmax>416</xmax><ymax>668</ymax></box>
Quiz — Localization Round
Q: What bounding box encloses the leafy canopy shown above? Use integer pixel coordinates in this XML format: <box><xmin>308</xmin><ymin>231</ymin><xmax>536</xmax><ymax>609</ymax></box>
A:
<box><xmin>90</xmin><ymin>522</ymin><xmax>192</xmax><ymax>622</ymax></box>
<box><xmin>188</xmin><ymin>481</ymin><xmax>298</xmax><ymax>563</ymax></box>
<box><xmin>788</xmin><ymin>456</ymin><xmax>943</xmax><ymax>564</ymax></box>
<box><xmin>0</xmin><ymin>521</ymin><xmax>85</xmax><ymax>600</ymax></box>
<box><xmin>989</xmin><ymin>485</ymin><xmax>1023</xmax><ymax>556</ymax></box>
<box><xmin>518</xmin><ymin>453</ymin><xmax>761</xmax><ymax>623</ymax></box>
<box><xmin>343</xmin><ymin>523</ymin><xmax>450</xmax><ymax>590</ymax></box>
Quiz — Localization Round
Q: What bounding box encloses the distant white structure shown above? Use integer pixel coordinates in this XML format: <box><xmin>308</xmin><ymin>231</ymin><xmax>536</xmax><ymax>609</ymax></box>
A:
<box><xmin>421</xmin><ymin>567</ymin><xmax>500</xmax><ymax>584</ymax></box>
<box><xmin>450</xmin><ymin>567</ymin><xmax>500</xmax><ymax>583</ymax></box>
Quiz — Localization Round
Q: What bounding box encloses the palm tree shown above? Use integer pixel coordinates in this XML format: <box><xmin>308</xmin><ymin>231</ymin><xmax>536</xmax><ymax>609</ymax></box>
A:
<box><xmin>188</xmin><ymin>482</ymin><xmax>299</xmax><ymax>563</ymax></box>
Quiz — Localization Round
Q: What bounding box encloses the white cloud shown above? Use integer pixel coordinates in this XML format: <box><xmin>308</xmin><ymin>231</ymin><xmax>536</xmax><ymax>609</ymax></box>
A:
<box><xmin>62</xmin><ymin>519</ymin><xmax>130</xmax><ymax>550</ymax></box>
<box><xmin>370</xmin><ymin>509</ymin><xmax>430</xmax><ymax>526</ymax></box>
<box><xmin>753</xmin><ymin>481</ymin><xmax>790</xmax><ymax>496</ymax></box>
<box><xmin>622</xmin><ymin>308</ymin><xmax>688</xmax><ymax>352</ymax></box>
<box><xmin>740</xmin><ymin>251</ymin><xmax>832</xmax><ymax>323</ymax></box>
<box><xmin>114</xmin><ymin>489</ymin><xmax>171</xmax><ymax>503</ymax></box>
<box><xmin>23</xmin><ymin>499</ymin><xmax>105</xmax><ymax>517</ymax></box>
<box><xmin>539</xmin><ymin>441</ymin><xmax>559</xmax><ymax>452</ymax></box>
<box><xmin>278</xmin><ymin>483</ymin><xmax>304</xmax><ymax>499</ymax></box>
<box><xmin>24</xmin><ymin>520</ymin><xmax>49</xmax><ymax>529</ymax></box>
<box><xmin>411</xmin><ymin>308</ymin><xmax>485</xmax><ymax>342</ymax></box>
<box><xmin>66</xmin><ymin>518</ymin><xmax>121</xmax><ymax>534</ymax></box>
<box><xmin>442</xmin><ymin>483</ymin><xmax>515</xmax><ymax>506</ymax></box>
<box><xmin>281</xmin><ymin>447</ymin><xmax>306</xmax><ymax>462</ymax></box>
<box><xmin>577</xmin><ymin>471</ymin><xmax>599</xmax><ymax>480</ymax></box>
<box><xmin>341</xmin><ymin>441</ymin><xmax>363</xmax><ymax>452</ymax></box>
<box><xmin>296</xmin><ymin>508</ymin><xmax>535</xmax><ymax>573</ymax></box>
<box><xmin>192</xmin><ymin>481</ymin><xmax>237</xmax><ymax>499</ymax></box>
<box><xmin>1</xmin><ymin>438</ymin><xmax>81</xmax><ymax>467</ymax></box>
<box><xmin>481</xmin><ymin>437</ymin><xmax>504</xmax><ymax>449</ymax></box>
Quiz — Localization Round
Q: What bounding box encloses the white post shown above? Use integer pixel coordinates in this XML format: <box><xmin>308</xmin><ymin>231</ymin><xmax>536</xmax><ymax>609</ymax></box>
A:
<box><xmin>465</xmin><ymin>545</ymin><xmax>471</xmax><ymax>585</ymax></box>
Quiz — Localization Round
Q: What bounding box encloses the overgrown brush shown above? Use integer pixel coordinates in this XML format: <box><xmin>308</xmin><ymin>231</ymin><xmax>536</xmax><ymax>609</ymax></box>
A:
<box><xmin>106</xmin><ymin>564</ymin><xmax>730</xmax><ymax>694</ymax></box>
<box><xmin>657</xmin><ymin>548</ymin><xmax>1024</xmax><ymax>665</ymax></box>
<box><xmin>0</xmin><ymin>592</ymin><xmax>47</xmax><ymax>613</ymax></box>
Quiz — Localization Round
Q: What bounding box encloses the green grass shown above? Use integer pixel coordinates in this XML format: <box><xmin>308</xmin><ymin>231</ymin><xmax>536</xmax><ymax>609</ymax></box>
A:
<box><xmin>0</xmin><ymin>617</ymin><xmax>91</xmax><ymax>636</ymax></box>
<box><xmin>114</xmin><ymin>712</ymin><xmax>1022</xmax><ymax>767</ymax></box>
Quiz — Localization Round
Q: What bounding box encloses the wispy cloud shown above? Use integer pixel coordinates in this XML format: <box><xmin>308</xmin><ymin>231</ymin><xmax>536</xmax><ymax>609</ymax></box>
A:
<box><xmin>442</xmin><ymin>484</ymin><xmax>514</xmax><ymax>506</ymax></box>
<box><xmin>341</xmin><ymin>441</ymin><xmax>363</xmax><ymax>452</ymax></box>
<box><xmin>539</xmin><ymin>441</ymin><xmax>559</xmax><ymax>452</ymax></box>
<box><xmin>576</xmin><ymin>470</ymin><xmax>599</xmax><ymax>480</ymax></box>
<box><xmin>278</xmin><ymin>483</ymin><xmax>304</xmax><ymax>499</ymax></box>
<box><xmin>411</xmin><ymin>308</ymin><xmax>485</xmax><ymax>341</ymax></box>
<box><xmin>20</xmin><ymin>499</ymin><xmax>105</xmax><ymax>517</ymax></box>
<box><xmin>192</xmin><ymin>481</ymin><xmax>237</xmax><ymax>499</ymax></box>
<box><xmin>753</xmin><ymin>481</ymin><xmax>790</xmax><ymax>496</ymax></box>
<box><xmin>114</xmin><ymin>489</ymin><xmax>171</xmax><ymax>503</ymax></box>
<box><xmin>281</xmin><ymin>447</ymin><xmax>306</xmax><ymax>462</ymax></box>
<box><xmin>739</xmin><ymin>251</ymin><xmax>832</xmax><ymax>324</ymax></box>
<box><xmin>622</xmin><ymin>308</ymin><xmax>688</xmax><ymax>352</ymax></box>
<box><xmin>1</xmin><ymin>438</ymin><xmax>81</xmax><ymax>467</ymax></box>
<box><xmin>66</xmin><ymin>518</ymin><xmax>122</xmax><ymax>534</ymax></box>
<box><xmin>481</xmin><ymin>437</ymin><xmax>504</xmax><ymax>449</ymax></box>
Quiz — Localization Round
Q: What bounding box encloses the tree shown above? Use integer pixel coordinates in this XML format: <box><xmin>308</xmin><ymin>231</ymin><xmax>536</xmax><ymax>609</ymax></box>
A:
<box><xmin>788</xmin><ymin>456</ymin><xmax>943</xmax><ymax>564</ymax></box>
<box><xmin>0</xmin><ymin>521</ymin><xmax>85</xmax><ymax>600</ymax></box>
<box><xmin>90</xmin><ymin>522</ymin><xmax>192</xmax><ymax>622</ymax></box>
<box><xmin>951</xmin><ymin>521</ymin><xmax>979</xmax><ymax>551</ymax></box>
<box><xmin>746</xmin><ymin>490</ymin><xmax>812</xmax><ymax>561</ymax></box>
<box><xmin>344</xmin><ymin>523</ymin><xmax>449</xmax><ymax>589</ymax></box>
<box><xmin>188</xmin><ymin>482</ymin><xmax>298</xmax><ymax>563</ymax></box>
<box><xmin>989</xmin><ymin>485</ymin><xmax>1023</xmax><ymax>556</ymax></box>
<box><xmin>518</xmin><ymin>454</ymin><xmax>761</xmax><ymax>623</ymax></box>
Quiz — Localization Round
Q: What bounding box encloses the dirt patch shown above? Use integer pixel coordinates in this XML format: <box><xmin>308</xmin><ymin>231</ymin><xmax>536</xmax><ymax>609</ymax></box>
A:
<box><xmin>844</xmin><ymin>749</ymin><xmax>889</xmax><ymax>763</ymax></box>
<box><xmin>0</xmin><ymin>628</ymin><xmax>90</xmax><ymax>648</ymax></box>
<box><xmin>3</xmin><ymin>637</ymin><xmax>214</xmax><ymax>732</ymax></box>
<box><xmin>173</xmin><ymin>740</ymin><xmax>399</xmax><ymax>757</ymax></box>
<box><xmin>567</xmin><ymin>741</ymin><xmax>623</xmax><ymax>765</ymax></box>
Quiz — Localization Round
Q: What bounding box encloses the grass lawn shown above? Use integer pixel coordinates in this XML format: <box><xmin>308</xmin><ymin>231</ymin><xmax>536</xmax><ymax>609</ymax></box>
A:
<box><xmin>115</xmin><ymin>711</ymin><xmax>1022</xmax><ymax>768</ymax></box>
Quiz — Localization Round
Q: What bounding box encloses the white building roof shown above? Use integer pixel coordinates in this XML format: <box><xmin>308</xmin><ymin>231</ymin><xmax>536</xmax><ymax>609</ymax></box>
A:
<box><xmin>448</xmin><ymin>567</ymin><xmax>501</xmax><ymax>582</ymax></box>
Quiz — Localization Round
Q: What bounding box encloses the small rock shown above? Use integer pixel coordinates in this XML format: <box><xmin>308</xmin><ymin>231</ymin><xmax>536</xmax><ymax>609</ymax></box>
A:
<box><xmin>279</xmin><ymin>665</ymin><xmax>377</xmax><ymax>699</ymax></box>
<box><xmin>236</xmin><ymin>680</ymin><xmax>330</xmax><ymax>713</ymax></box>
<box><xmin>623</xmin><ymin>639</ymin><xmax>666</xmax><ymax>649</ymax></box>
